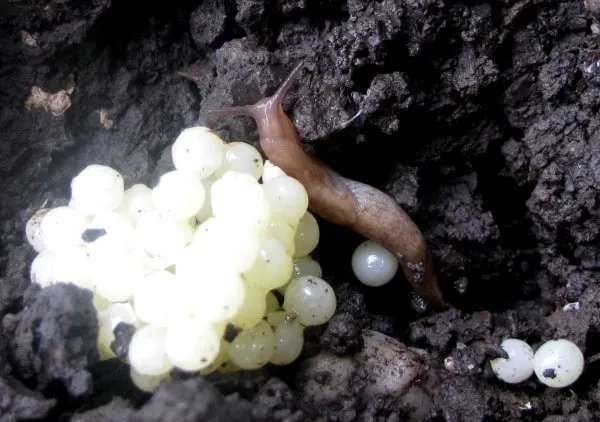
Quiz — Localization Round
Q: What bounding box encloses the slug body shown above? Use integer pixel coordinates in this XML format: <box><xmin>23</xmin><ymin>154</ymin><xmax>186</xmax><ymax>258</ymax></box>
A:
<box><xmin>207</xmin><ymin>63</ymin><xmax>444</xmax><ymax>309</ymax></box>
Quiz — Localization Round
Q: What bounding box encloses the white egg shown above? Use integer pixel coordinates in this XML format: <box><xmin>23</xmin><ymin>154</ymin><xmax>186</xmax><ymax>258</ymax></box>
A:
<box><xmin>490</xmin><ymin>339</ymin><xmax>534</xmax><ymax>384</ymax></box>
<box><xmin>70</xmin><ymin>164</ymin><xmax>124</xmax><ymax>215</ymax></box>
<box><xmin>152</xmin><ymin>170</ymin><xmax>205</xmax><ymax>221</ymax></box>
<box><xmin>215</xmin><ymin>142</ymin><xmax>264</xmax><ymax>180</ymax></box>
<box><xmin>39</xmin><ymin>206</ymin><xmax>87</xmax><ymax>251</ymax></box>
<box><xmin>25</xmin><ymin>208</ymin><xmax>49</xmax><ymax>252</ymax></box>
<box><xmin>533</xmin><ymin>339</ymin><xmax>584</xmax><ymax>388</ymax></box>
<box><xmin>262</xmin><ymin>160</ymin><xmax>286</xmax><ymax>182</ymax></box>
<box><xmin>351</xmin><ymin>239</ymin><xmax>398</xmax><ymax>287</ymax></box>
<box><xmin>171</xmin><ymin>126</ymin><xmax>224</xmax><ymax>178</ymax></box>
<box><xmin>118</xmin><ymin>184</ymin><xmax>155</xmax><ymax>224</ymax></box>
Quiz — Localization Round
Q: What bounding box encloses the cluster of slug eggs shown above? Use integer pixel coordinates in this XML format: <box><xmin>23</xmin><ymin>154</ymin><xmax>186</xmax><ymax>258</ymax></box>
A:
<box><xmin>490</xmin><ymin>338</ymin><xmax>584</xmax><ymax>388</ymax></box>
<box><xmin>25</xmin><ymin>126</ymin><xmax>337</xmax><ymax>392</ymax></box>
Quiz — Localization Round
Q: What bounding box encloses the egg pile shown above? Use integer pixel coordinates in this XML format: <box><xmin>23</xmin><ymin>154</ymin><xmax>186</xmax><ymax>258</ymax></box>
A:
<box><xmin>25</xmin><ymin>126</ymin><xmax>336</xmax><ymax>392</ymax></box>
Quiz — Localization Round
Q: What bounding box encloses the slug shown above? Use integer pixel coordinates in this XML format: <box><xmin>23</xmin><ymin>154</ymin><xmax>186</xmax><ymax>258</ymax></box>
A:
<box><xmin>204</xmin><ymin>63</ymin><xmax>445</xmax><ymax>309</ymax></box>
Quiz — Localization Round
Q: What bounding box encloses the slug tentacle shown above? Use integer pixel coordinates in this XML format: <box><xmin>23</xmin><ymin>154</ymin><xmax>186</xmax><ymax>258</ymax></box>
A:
<box><xmin>205</xmin><ymin>63</ymin><xmax>445</xmax><ymax>310</ymax></box>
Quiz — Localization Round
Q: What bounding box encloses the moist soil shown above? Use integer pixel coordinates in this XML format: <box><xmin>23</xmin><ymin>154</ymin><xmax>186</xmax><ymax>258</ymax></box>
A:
<box><xmin>1</xmin><ymin>0</ymin><xmax>600</xmax><ymax>421</ymax></box>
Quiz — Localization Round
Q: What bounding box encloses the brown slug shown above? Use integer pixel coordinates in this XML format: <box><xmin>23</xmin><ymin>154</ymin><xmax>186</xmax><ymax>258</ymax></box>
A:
<box><xmin>205</xmin><ymin>63</ymin><xmax>445</xmax><ymax>309</ymax></box>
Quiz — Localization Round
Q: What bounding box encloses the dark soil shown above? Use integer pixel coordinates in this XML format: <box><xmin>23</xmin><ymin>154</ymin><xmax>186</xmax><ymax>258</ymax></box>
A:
<box><xmin>1</xmin><ymin>0</ymin><xmax>600</xmax><ymax>420</ymax></box>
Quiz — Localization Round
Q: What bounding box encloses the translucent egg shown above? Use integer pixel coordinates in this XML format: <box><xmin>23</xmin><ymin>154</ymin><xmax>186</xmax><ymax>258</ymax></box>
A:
<box><xmin>490</xmin><ymin>339</ymin><xmax>534</xmax><ymax>384</ymax></box>
<box><xmin>70</xmin><ymin>164</ymin><xmax>124</xmax><ymax>215</ymax></box>
<box><xmin>262</xmin><ymin>160</ymin><xmax>286</xmax><ymax>182</ymax></box>
<box><xmin>118</xmin><ymin>184</ymin><xmax>155</xmax><ymax>224</ymax></box>
<box><xmin>39</xmin><ymin>206</ymin><xmax>87</xmax><ymax>251</ymax></box>
<box><xmin>244</xmin><ymin>237</ymin><xmax>293</xmax><ymax>291</ymax></box>
<box><xmin>128</xmin><ymin>325</ymin><xmax>173</xmax><ymax>376</ymax></box>
<box><xmin>30</xmin><ymin>250</ymin><xmax>58</xmax><ymax>287</ymax></box>
<box><xmin>130</xmin><ymin>367</ymin><xmax>166</xmax><ymax>393</ymax></box>
<box><xmin>133</xmin><ymin>270</ymin><xmax>183</xmax><ymax>327</ymax></box>
<box><xmin>292</xmin><ymin>256</ymin><xmax>323</xmax><ymax>279</ymax></box>
<box><xmin>25</xmin><ymin>208</ymin><xmax>49</xmax><ymax>252</ymax></box>
<box><xmin>135</xmin><ymin>211</ymin><xmax>194</xmax><ymax>258</ymax></box>
<box><xmin>283</xmin><ymin>276</ymin><xmax>336</xmax><ymax>326</ymax></box>
<box><xmin>152</xmin><ymin>170</ymin><xmax>205</xmax><ymax>220</ymax></box>
<box><xmin>225</xmin><ymin>320</ymin><xmax>275</xmax><ymax>370</ymax></box>
<box><xmin>269</xmin><ymin>313</ymin><xmax>304</xmax><ymax>365</ymax></box>
<box><xmin>193</xmin><ymin>217</ymin><xmax>261</xmax><ymax>273</ymax></box>
<box><xmin>91</xmin><ymin>249</ymin><xmax>149</xmax><ymax>302</ymax></box>
<box><xmin>200</xmin><ymin>344</ymin><xmax>229</xmax><ymax>375</ymax></box>
<box><xmin>164</xmin><ymin>318</ymin><xmax>220</xmax><ymax>372</ymax></box>
<box><xmin>263</xmin><ymin>175</ymin><xmax>309</xmax><ymax>226</ymax></box>
<box><xmin>215</xmin><ymin>142</ymin><xmax>263</xmax><ymax>180</ymax></box>
<box><xmin>84</xmin><ymin>212</ymin><xmax>134</xmax><ymax>255</ymax></box>
<box><xmin>230</xmin><ymin>283</ymin><xmax>267</xmax><ymax>329</ymax></box>
<box><xmin>53</xmin><ymin>246</ymin><xmax>93</xmax><ymax>289</ymax></box>
<box><xmin>533</xmin><ymin>339</ymin><xmax>584</xmax><ymax>388</ymax></box>
<box><xmin>179</xmin><ymin>268</ymin><xmax>247</xmax><ymax>323</ymax></box>
<box><xmin>172</xmin><ymin>126</ymin><xmax>224</xmax><ymax>178</ymax></box>
<box><xmin>194</xmin><ymin>177</ymin><xmax>216</xmax><ymax>223</ymax></box>
<box><xmin>266</xmin><ymin>292</ymin><xmax>281</xmax><ymax>313</ymax></box>
<box><xmin>268</xmin><ymin>218</ymin><xmax>296</xmax><ymax>256</ymax></box>
<box><xmin>211</xmin><ymin>171</ymin><xmax>271</xmax><ymax>231</ymax></box>
<box><xmin>351</xmin><ymin>239</ymin><xmax>399</xmax><ymax>287</ymax></box>
<box><xmin>279</xmin><ymin>256</ymin><xmax>323</xmax><ymax>294</ymax></box>
<box><xmin>293</xmin><ymin>212</ymin><xmax>319</xmax><ymax>258</ymax></box>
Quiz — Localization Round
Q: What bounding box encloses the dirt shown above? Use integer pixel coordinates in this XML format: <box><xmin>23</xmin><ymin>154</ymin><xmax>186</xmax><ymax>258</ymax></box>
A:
<box><xmin>1</xmin><ymin>0</ymin><xmax>600</xmax><ymax>420</ymax></box>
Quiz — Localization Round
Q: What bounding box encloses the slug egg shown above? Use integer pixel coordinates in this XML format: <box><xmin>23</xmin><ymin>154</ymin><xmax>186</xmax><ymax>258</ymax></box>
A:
<box><xmin>171</xmin><ymin>126</ymin><xmax>224</xmax><ymax>178</ymax></box>
<box><xmin>39</xmin><ymin>206</ymin><xmax>87</xmax><ymax>251</ymax></box>
<box><xmin>283</xmin><ymin>276</ymin><xmax>336</xmax><ymax>326</ymax></box>
<box><xmin>293</xmin><ymin>212</ymin><xmax>319</xmax><ymax>258</ymax></box>
<box><xmin>25</xmin><ymin>208</ymin><xmax>49</xmax><ymax>252</ymax></box>
<box><xmin>164</xmin><ymin>318</ymin><xmax>221</xmax><ymax>372</ymax></box>
<box><xmin>128</xmin><ymin>325</ymin><xmax>173</xmax><ymax>376</ymax></box>
<box><xmin>70</xmin><ymin>164</ymin><xmax>124</xmax><ymax>215</ymax></box>
<box><xmin>211</xmin><ymin>171</ymin><xmax>271</xmax><ymax>231</ymax></box>
<box><xmin>533</xmin><ymin>339</ymin><xmax>584</xmax><ymax>388</ymax></box>
<box><xmin>490</xmin><ymin>339</ymin><xmax>534</xmax><ymax>384</ymax></box>
<box><xmin>118</xmin><ymin>184</ymin><xmax>154</xmax><ymax>224</ymax></box>
<box><xmin>351</xmin><ymin>239</ymin><xmax>399</xmax><ymax>287</ymax></box>
<box><xmin>152</xmin><ymin>170</ymin><xmax>205</xmax><ymax>220</ymax></box>
<box><xmin>215</xmin><ymin>141</ymin><xmax>264</xmax><ymax>180</ymax></box>
<box><xmin>262</xmin><ymin>160</ymin><xmax>286</xmax><ymax>182</ymax></box>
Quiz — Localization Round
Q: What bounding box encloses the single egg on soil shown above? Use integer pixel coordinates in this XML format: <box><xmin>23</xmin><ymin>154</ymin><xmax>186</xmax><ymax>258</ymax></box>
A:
<box><xmin>533</xmin><ymin>339</ymin><xmax>584</xmax><ymax>388</ymax></box>
<box><xmin>351</xmin><ymin>239</ymin><xmax>399</xmax><ymax>287</ymax></box>
<box><xmin>490</xmin><ymin>339</ymin><xmax>534</xmax><ymax>384</ymax></box>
